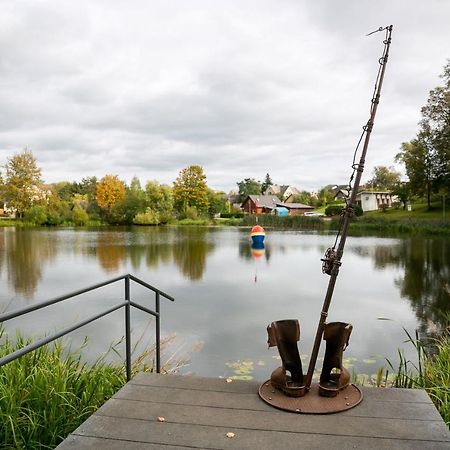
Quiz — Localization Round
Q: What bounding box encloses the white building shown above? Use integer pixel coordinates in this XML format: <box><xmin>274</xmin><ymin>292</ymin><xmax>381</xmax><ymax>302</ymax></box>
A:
<box><xmin>356</xmin><ymin>190</ymin><xmax>397</xmax><ymax>212</ymax></box>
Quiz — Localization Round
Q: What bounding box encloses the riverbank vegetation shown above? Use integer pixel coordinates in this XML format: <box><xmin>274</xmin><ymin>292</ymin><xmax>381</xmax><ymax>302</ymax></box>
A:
<box><xmin>0</xmin><ymin>329</ymin><xmax>183</xmax><ymax>449</ymax></box>
<box><xmin>387</xmin><ymin>326</ymin><xmax>450</xmax><ymax>427</ymax></box>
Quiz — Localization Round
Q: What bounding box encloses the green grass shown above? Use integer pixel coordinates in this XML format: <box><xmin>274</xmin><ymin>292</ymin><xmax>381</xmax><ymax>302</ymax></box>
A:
<box><xmin>365</xmin><ymin>201</ymin><xmax>449</xmax><ymax>220</ymax></box>
<box><xmin>0</xmin><ymin>334</ymin><xmax>125</xmax><ymax>449</ymax></box>
<box><xmin>172</xmin><ymin>218</ymin><xmax>210</xmax><ymax>226</ymax></box>
<box><xmin>0</xmin><ymin>329</ymin><xmax>185</xmax><ymax>449</ymax></box>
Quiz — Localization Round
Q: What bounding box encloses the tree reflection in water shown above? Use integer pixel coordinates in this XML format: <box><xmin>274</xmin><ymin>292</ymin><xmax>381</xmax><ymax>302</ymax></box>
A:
<box><xmin>172</xmin><ymin>227</ymin><xmax>214</xmax><ymax>281</ymax></box>
<box><xmin>96</xmin><ymin>232</ymin><xmax>127</xmax><ymax>273</ymax></box>
<box><xmin>1</xmin><ymin>229</ymin><xmax>57</xmax><ymax>299</ymax></box>
<box><xmin>351</xmin><ymin>237</ymin><xmax>450</xmax><ymax>333</ymax></box>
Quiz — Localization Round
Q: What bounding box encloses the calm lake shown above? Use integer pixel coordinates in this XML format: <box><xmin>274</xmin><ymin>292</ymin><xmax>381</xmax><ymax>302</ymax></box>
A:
<box><xmin>1</xmin><ymin>226</ymin><xmax>449</xmax><ymax>382</ymax></box>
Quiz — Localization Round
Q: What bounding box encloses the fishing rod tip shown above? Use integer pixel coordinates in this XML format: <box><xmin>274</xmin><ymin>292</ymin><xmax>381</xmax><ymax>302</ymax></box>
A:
<box><xmin>366</xmin><ymin>25</ymin><xmax>393</xmax><ymax>36</ymax></box>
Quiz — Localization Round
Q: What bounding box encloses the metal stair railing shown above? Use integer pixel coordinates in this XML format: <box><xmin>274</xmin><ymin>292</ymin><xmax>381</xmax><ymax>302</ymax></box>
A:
<box><xmin>0</xmin><ymin>274</ymin><xmax>174</xmax><ymax>381</ymax></box>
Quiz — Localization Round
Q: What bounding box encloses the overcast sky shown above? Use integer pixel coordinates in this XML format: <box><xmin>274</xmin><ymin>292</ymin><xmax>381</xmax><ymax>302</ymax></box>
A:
<box><xmin>1</xmin><ymin>1</ymin><xmax>449</xmax><ymax>192</ymax></box>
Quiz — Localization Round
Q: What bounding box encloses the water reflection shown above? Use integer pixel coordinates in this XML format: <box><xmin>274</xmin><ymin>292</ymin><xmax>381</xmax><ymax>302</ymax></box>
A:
<box><xmin>239</xmin><ymin>240</ymin><xmax>272</xmax><ymax>262</ymax></box>
<box><xmin>395</xmin><ymin>238</ymin><xmax>450</xmax><ymax>332</ymax></box>
<box><xmin>96</xmin><ymin>231</ymin><xmax>127</xmax><ymax>272</ymax></box>
<box><xmin>0</xmin><ymin>227</ymin><xmax>449</xmax><ymax>338</ymax></box>
<box><xmin>172</xmin><ymin>228</ymin><xmax>214</xmax><ymax>280</ymax></box>
<box><xmin>0</xmin><ymin>229</ymin><xmax>57</xmax><ymax>298</ymax></box>
<box><xmin>350</xmin><ymin>237</ymin><xmax>450</xmax><ymax>332</ymax></box>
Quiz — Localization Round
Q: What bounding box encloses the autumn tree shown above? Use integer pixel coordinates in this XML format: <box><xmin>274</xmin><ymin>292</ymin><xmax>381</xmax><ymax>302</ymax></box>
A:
<box><xmin>95</xmin><ymin>175</ymin><xmax>126</xmax><ymax>211</ymax></box>
<box><xmin>3</xmin><ymin>149</ymin><xmax>43</xmax><ymax>217</ymax></box>
<box><xmin>172</xmin><ymin>165</ymin><xmax>209</xmax><ymax>215</ymax></box>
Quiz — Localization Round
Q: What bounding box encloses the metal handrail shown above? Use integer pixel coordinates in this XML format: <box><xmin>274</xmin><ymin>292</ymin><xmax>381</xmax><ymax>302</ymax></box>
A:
<box><xmin>0</xmin><ymin>274</ymin><xmax>174</xmax><ymax>381</ymax></box>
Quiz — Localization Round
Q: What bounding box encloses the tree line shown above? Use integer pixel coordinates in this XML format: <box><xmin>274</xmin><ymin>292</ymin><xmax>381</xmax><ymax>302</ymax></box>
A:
<box><xmin>0</xmin><ymin>156</ymin><xmax>232</xmax><ymax>225</ymax></box>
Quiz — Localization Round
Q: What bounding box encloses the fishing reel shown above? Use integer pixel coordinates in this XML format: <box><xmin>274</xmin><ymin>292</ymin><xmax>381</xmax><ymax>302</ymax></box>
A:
<box><xmin>321</xmin><ymin>248</ymin><xmax>340</xmax><ymax>275</ymax></box>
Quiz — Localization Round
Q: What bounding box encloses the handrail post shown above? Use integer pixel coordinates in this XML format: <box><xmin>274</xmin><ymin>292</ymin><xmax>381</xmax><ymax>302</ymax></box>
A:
<box><xmin>156</xmin><ymin>292</ymin><xmax>161</xmax><ymax>373</ymax></box>
<box><xmin>125</xmin><ymin>275</ymin><xmax>131</xmax><ymax>381</ymax></box>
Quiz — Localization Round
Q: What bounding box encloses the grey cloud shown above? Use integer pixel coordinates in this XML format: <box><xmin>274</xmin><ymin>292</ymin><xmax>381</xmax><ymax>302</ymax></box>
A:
<box><xmin>0</xmin><ymin>0</ymin><xmax>449</xmax><ymax>191</ymax></box>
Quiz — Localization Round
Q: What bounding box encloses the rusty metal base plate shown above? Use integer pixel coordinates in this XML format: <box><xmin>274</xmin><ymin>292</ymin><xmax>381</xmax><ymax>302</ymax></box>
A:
<box><xmin>259</xmin><ymin>380</ymin><xmax>363</xmax><ymax>414</ymax></box>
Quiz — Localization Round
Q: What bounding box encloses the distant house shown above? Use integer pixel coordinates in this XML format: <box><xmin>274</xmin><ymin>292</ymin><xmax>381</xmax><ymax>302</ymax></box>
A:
<box><xmin>241</xmin><ymin>195</ymin><xmax>314</xmax><ymax>216</ymax></box>
<box><xmin>241</xmin><ymin>195</ymin><xmax>279</xmax><ymax>214</ymax></box>
<box><xmin>280</xmin><ymin>202</ymin><xmax>314</xmax><ymax>216</ymax></box>
<box><xmin>330</xmin><ymin>184</ymin><xmax>351</xmax><ymax>201</ymax></box>
<box><xmin>264</xmin><ymin>185</ymin><xmax>301</xmax><ymax>201</ymax></box>
<box><xmin>356</xmin><ymin>190</ymin><xmax>397</xmax><ymax>212</ymax></box>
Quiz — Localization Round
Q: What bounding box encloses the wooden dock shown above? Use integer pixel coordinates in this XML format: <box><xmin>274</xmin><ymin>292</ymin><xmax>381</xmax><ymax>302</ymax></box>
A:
<box><xmin>57</xmin><ymin>373</ymin><xmax>450</xmax><ymax>449</ymax></box>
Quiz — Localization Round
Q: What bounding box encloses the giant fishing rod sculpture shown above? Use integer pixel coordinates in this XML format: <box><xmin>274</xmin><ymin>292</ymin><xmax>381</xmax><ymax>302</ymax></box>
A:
<box><xmin>259</xmin><ymin>25</ymin><xmax>393</xmax><ymax>414</ymax></box>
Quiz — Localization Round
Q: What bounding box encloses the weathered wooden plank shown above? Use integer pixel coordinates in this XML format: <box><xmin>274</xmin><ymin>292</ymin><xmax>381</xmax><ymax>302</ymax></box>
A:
<box><xmin>130</xmin><ymin>372</ymin><xmax>256</xmax><ymax>394</ymax></box>
<box><xmin>131</xmin><ymin>373</ymin><xmax>433</xmax><ymax>403</ymax></box>
<box><xmin>95</xmin><ymin>397</ymin><xmax>450</xmax><ymax>441</ymax></box>
<box><xmin>65</xmin><ymin>415</ymin><xmax>450</xmax><ymax>450</ymax></box>
<box><xmin>114</xmin><ymin>383</ymin><xmax>443</xmax><ymax>421</ymax></box>
<box><xmin>55</xmin><ymin>435</ymin><xmax>191</xmax><ymax>450</ymax></box>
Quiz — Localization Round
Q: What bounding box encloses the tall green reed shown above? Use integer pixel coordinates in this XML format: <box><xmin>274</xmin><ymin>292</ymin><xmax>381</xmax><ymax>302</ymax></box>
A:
<box><xmin>0</xmin><ymin>327</ymin><xmax>185</xmax><ymax>449</ymax></box>
<box><xmin>387</xmin><ymin>326</ymin><xmax>450</xmax><ymax>427</ymax></box>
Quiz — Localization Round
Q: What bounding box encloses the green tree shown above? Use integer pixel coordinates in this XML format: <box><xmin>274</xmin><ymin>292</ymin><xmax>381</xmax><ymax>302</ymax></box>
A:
<box><xmin>145</xmin><ymin>181</ymin><xmax>174</xmax><ymax>223</ymax></box>
<box><xmin>391</xmin><ymin>182</ymin><xmax>411</xmax><ymax>210</ymax></box>
<box><xmin>3</xmin><ymin>149</ymin><xmax>43</xmax><ymax>217</ymax></box>
<box><xmin>316</xmin><ymin>186</ymin><xmax>335</xmax><ymax>207</ymax></box>
<box><xmin>173</xmin><ymin>165</ymin><xmax>209</xmax><ymax>215</ymax></box>
<box><xmin>121</xmin><ymin>176</ymin><xmax>146</xmax><ymax>224</ymax></box>
<box><xmin>237</xmin><ymin>178</ymin><xmax>261</xmax><ymax>201</ymax></box>
<box><xmin>79</xmin><ymin>176</ymin><xmax>98</xmax><ymax>201</ymax></box>
<box><xmin>261</xmin><ymin>173</ymin><xmax>273</xmax><ymax>194</ymax></box>
<box><xmin>396</xmin><ymin>61</ymin><xmax>450</xmax><ymax>208</ymax></box>
<box><xmin>291</xmin><ymin>191</ymin><xmax>314</xmax><ymax>205</ymax></box>
<box><xmin>396</xmin><ymin>131</ymin><xmax>437</xmax><ymax>209</ymax></box>
<box><xmin>207</xmin><ymin>189</ymin><xmax>227</xmax><ymax>217</ymax></box>
<box><xmin>421</xmin><ymin>61</ymin><xmax>450</xmax><ymax>194</ymax></box>
<box><xmin>367</xmin><ymin>165</ymin><xmax>401</xmax><ymax>190</ymax></box>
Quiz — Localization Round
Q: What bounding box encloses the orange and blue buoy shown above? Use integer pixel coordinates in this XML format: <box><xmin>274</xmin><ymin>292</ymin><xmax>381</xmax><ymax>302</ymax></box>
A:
<box><xmin>251</xmin><ymin>225</ymin><xmax>265</xmax><ymax>244</ymax></box>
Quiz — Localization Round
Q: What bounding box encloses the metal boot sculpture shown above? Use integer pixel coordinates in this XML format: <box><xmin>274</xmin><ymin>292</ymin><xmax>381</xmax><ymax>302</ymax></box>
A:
<box><xmin>318</xmin><ymin>322</ymin><xmax>353</xmax><ymax>397</ymax></box>
<box><xmin>267</xmin><ymin>320</ymin><xmax>305</xmax><ymax>397</ymax></box>
<box><xmin>258</xmin><ymin>25</ymin><xmax>393</xmax><ymax>414</ymax></box>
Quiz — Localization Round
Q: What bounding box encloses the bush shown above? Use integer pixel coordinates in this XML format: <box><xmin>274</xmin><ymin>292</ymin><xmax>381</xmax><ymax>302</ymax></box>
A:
<box><xmin>71</xmin><ymin>206</ymin><xmax>89</xmax><ymax>226</ymax></box>
<box><xmin>354</xmin><ymin>204</ymin><xmax>363</xmax><ymax>217</ymax></box>
<box><xmin>325</xmin><ymin>205</ymin><xmax>344</xmax><ymax>217</ymax></box>
<box><xmin>219</xmin><ymin>212</ymin><xmax>244</xmax><ymax>219</ymax></box>
<box><xmin>46</xmin><ymin>210</ymin><xmax>63</xmax><ymax>226</ymax></box>
<box><xmin>133</xmin><ymin>208</ymin><xmax>160</xmax><ymax>225</ymax></box>
<box><xmin>185</xmin><ymin>206</ymin><xmax>198</xmax><ymax>220</ymax></box>
<box><xmin>24</xmin><ymin>206</ymin><xmax>47</xmax><ymax>225</ymax></box>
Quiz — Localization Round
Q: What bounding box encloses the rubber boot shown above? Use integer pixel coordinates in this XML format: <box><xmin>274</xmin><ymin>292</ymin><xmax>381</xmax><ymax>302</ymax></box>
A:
<box><xmin>319</xmin><ymin>322</ymin><xmax>353</xmax><ymax>397</ymax></box>
<box><xmin>267</xmin><ymin>319</ymin><xmax>305</xmax><ymax>397</ymax></box>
